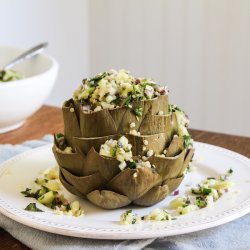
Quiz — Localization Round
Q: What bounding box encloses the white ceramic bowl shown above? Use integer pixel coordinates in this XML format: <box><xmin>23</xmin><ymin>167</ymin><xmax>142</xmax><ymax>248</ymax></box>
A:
<box><xmin>0</xmin><ymin>46</ymin><xmax>58</xmax><ymax>133</ymax></box>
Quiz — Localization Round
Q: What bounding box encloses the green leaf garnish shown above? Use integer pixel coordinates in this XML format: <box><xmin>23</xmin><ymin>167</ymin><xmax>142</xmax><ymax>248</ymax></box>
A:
<box><xmin>195</xmin><ymin>197</ymin><xmax>207</xmax><ymax>208</ymax></box>
<box><xmin>133</xmin><ymin>107</ymin><xmax>143</xmax><ymax>117</ymax></box>
<box><xmin>21</xmin><ymin>188</ymin><xmax>37</xmax><ymax>198</ymax></box>
<box><xmin>89</xmin><ymin>72</ymin><xmax>109</xmax><ymax>84</ymax></box>
<box><xmin>202</xmin><ymin>188</ymin><xmax>212</xmax><ymax>195</ymax></box>
<box><xmin>126</xmin><ymin>161</ymin><xmax>137</xmax><ymax>169</ymax></box>
<box><xmin>124</xmin><ymin>95</ymin><xmax>132</xmax><ymax>106</ymax></box>
<box><xmin>110</xmin><ymin>146</ymin><xmax>117</xmax><ymax>157</ymax></box>
<box><xmin>24</xmin><ymin>203</ymin><xmax>44</xmax><ymax>212</ymax></box>
<box><xmin>183</xmin><ymin>135</ymin><xmax>193</xmax><ymax>148</ymax></box>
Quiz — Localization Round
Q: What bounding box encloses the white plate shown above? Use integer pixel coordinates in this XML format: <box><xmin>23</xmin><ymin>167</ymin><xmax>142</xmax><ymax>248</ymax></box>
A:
<box><xmin>0</xmin><ymin>142</ymin><xmax>249</xmax><ymax>240</ymax></box>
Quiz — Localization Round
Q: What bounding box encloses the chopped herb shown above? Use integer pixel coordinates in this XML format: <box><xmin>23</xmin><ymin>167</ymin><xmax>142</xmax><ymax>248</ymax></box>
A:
<box><xmin>21</xmin><ymin>188</ymin><xmax>37</xmax><ymax>198</ymax></box>
<box><xmin>51</xmin><ymin>197</ymin><xmax>64</xmax><ymax>209</ymax></box>
<box><xmin>191</xmin><ymin>188</ymin><xmax>201</xmax><ymax>195</ymax></box>
<box><xmin>126</xmin><ymin>161</ymin><xmax>137</xmax><ymax>169</ymax></box>
<box><xmin>124</xmin><ymin>95</ymin><xmax>132</xmax><ymax>106</ymax></box>
<box><xmin>89</xmin><ymin>72</ymin><xmax>109</xmax><ymax>84</ymax></box>
<box><xmin>55</xmin><ymin>133</ymin><xmax>67</xmax><ymax>150</ymax></box>
<box><xmin>132</xmin><ymin>218</ymin><xmax>137</xmax><ymax>224</ymax></box>
<box><xmin>82</xmin><ymin>78</ymin><xmax>87</xmax><ymax>85</ymax></box>
<box><xmin>207</xmin><ymin>177</ymin><xmax>216</xmax><ymax>180</ymax></box>
<box><xmin>126</xmin><ymin>209</ymin><xmax>132</xmax><ymax>215</ymax></box>
<box><xmin>65</xmin><ymin>203</ymin><xmax>71</xmax><ymax>212</ymax></box>
<box><xmin>228</xmin><ymin>169</ymin><xmax>233</xmax><ymax>174</ymax></box>
<box><xmin>110</xmin><ymin>146</ymin><xmax>117</xmax><ymax>157</ymax></box>
<box><xmin>133</xmin><ymin>107</ymin><xmax>143</xmax><ymax>117</ymax></box>
<box><xmin>56</xmin><ymin>133</ymin><xmax>64</xmax><ymax>139</ymax></box>
<box><xmin>202</xmin><ymin>188</ymin><xmax>212</xmax><ymax>195</ymax></box>
<box><xmin>196</xmin><ymin>197</ymin><xmax>207</xmax><ymax>208</ymax></box>
<box><xmin>183</xmin><ymin>135</ymin><xmax>192</xmax><ymax>148</ymax></box>
<box><xmin>24</xmin><ymin>203</ymin><xmax>44</xmax><ymax>212</ymax></box>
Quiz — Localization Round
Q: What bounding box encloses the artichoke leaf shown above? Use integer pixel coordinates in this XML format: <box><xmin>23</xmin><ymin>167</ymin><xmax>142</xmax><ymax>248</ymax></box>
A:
<box><xmin>164</xmin><ymin>136</ymin><xmax>184</xmax><ymax>157</ymax></box>
<box><xmin>148</xmin><ymin>95</ymin><xmax>169</xmax><ymax>115</ymax></box>
<box><xmin>81</xmin><ymin>147</ymin><xmax>101</xmax><ymax>176</ymax></box>
<box><xmin>74</xmin><ymin>96</ymin><xmax>169</xmax><ymax>138</ymax></box>
<box><xmin>63</xmin><ymin>100</ymin><xmax>81</xmax><ymax>147</ymax></box>
<box><xmin>59</xmin><ymin>171</ymin><xmax>85</xmax><ymax>198</ymax></box>
<box><xmin>178</xmin><ymin>148</ymin><xmax>195</xmax><ymax>176</ymax></box>
<box><xmin>108</xmin><ymin>107</ymin><xmax>134</xmax><ymax>133</ymax></box>
<box><xmin>125</xmin><ymin>133</ymin><xmax>167</xmax><ymax>156</ymax></box>
<box><xmin>96</xmin><ymin>155</ymin><xmax>121</xmax><ymax>182</ymax></box>
<box><xmin>150</xmin><ymin>149</ymin><xmax>186</xmax><ymax>181</ymax></box>
<box><xmin>139</xmin><ymin>113</ymin><xmax>177</xmax><ymax>137</ymax></box>
<box><xmin>82</xmin><ymin>147</ymin><xmax>120</xmax><ymax>180</ymax></box>
<box><xmin>133</xmin><ymin>184</ymin><xmax>169</xmax><ymax>206</ymax></box>
<box><xmin>72</xmin><ymin>99</ymin><xmax>81</xmax><ymax>122</ymax></box>
<box><xmin>60</xmin><ymin>167</ymin><xmax>104</xmax><ymax>195</ymax></box>
<box><xmin>163</xmin><ymin>175</ymin><xmax>184</xmax><ymax>193</ymax></box>
<box><xmin>79</xmin><ymin>108</ymin><xmax>117</xmax><ymax>137</ymax></box>
<box><xmin>107</xmin><ymin>167</ymin><xmax>162</xmax><ymax>200</ymax></box>
<box><xmin>52</xmin><ymin>145</ymin><xmax>84</xmax><ymax>176</ymax></box>
<box><xmin>87</xmin><ymin>190</ymin><xmax>131</xmax><ymax>209</ymax></box>
<box><xmin>73</xmin><ymin>134</ymin><xmax>118</xmax><ymax>155</ymax></box>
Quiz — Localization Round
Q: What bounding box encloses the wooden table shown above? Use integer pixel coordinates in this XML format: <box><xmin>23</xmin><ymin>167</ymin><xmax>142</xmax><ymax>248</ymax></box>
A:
<box><xmin>0</xmin><ymin>106</ymin><xmax>249</xmax><ymax>250</ymax></box>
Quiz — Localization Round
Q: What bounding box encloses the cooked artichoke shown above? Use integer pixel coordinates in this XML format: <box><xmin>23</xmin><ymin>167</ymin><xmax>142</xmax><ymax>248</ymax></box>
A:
<box><xmin>53</xmin><ymin>70</ymin><xmax>194</xmax><ymax>209</ymax></box>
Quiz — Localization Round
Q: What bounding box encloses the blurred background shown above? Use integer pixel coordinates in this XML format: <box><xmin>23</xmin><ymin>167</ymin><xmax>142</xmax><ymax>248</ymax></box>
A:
<box><xmin>1</xmin><ymin>0</ymin><xmax>250</xmax><ymax>136</ymax></box>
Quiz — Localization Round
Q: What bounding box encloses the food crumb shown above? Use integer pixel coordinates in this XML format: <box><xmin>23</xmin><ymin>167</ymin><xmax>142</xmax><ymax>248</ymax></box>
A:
<box><xmin>130</xmin><ymin>122</ymin><xmax>136</xmax><ymax>128</ymax></box>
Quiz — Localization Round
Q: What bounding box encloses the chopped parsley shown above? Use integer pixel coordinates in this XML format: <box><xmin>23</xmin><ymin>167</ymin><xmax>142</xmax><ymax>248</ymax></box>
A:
<box><xmin>202</xmin><ymin>187</ymin><xmax>212</xmax><ymax>195</ymax></box>
<box><xmin>183</xmin><ymin>135</ymin><xmax>193</xmax><ymax>148</ymax></box>
<box><xmin>195</xmin><ymin>197</ymin><xmax>207</xmax><ymax>208</ymax></box>
<box><xmin>133</xmin><ymin>107</ymin><xmax>143</xmax><ymax>117</ymax></box>
<box><xmin>126</xmin><ymin>161</ymin><xmax>137</xmax><ymax>169</ymax></box>
<box><xmin>24</xmin><ymin>203</ymin><xmax>44</xmax><ymax>212</ymax></box>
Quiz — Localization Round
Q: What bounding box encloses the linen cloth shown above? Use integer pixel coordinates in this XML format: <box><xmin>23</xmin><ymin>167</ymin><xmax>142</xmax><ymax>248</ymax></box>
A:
<box><xmin>0</xmin><ymin>135</ymin><xmax>249</xmax><ymax>250</ymax></box>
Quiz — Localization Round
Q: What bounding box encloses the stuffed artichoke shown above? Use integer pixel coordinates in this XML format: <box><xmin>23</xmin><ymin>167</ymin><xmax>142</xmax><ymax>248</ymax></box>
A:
<box><xmin>53</xmin><ymin>69</ymin><xmax>194</xmax><ymax>209</ymax></box>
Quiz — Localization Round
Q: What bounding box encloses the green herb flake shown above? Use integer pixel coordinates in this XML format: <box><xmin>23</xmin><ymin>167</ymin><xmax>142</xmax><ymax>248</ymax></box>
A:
<box><xmin>132</xmin><ymin>218</ymin><xmax>137</xmax><ymax>224</ymax></box>
<box><xmin>191</xmin><ymin>188</ymin><xmax>201</xmax><ymax>195</ymax></box>
<box><xmin>126</xmin><ymin>209</ymin><xmax>132</xmax><ymax>215</ymax></box>
<box><xmin>126</xmin><ymin>161</ymin><xmax>137</xmax><ymax>169</ymax></box>
<box><xmin>110</xmin><ymin>146</ymin><xmax>117</xmax><ymax>157</ymax></box>
<box><xmin>195</xmin><ymin>198</ymin><xmax>207</xmax><ymax>208</ymax></box>
<box><xmin>202</xmin><ymin>187</ymin><xmax>212</xmax><ymax>195</ymax></box>
<box><xmin>124</xmin><ymin>95</ymin><xmax>132</xmax><ymax>106</ymax></box>
<box><xmin>21</xmin><ymin>188</ymin><xmax>37</xmax><ymax>198</ymax></box>
<box><xmin>183</xmin><ymin>135</ymin><xmax>193</xmax><ymax>148</ymax></box>
<box><xmin>89</xmin><ymin>72</ymin><xmax>108</xmax><ymax>83</ymax></box>
<box><xmin>133</xmin><ymin>107</ymin><xmax>143</xmax><ymax>117</ymax></box>
<box><xmin>24</xmin><ymin>203</ymin><xmax>44</xmax><ymax>212</ymax></box>
<box><xmin>56</xmin><ymin>133</ymin><xmax>64</xmax><ymax>139</ymax></box>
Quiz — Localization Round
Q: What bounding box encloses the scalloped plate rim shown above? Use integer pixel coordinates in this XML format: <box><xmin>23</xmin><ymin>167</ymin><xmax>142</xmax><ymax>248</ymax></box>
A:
<box><xmin>0</xmin><ymin>142</ymin><xmax>249</xmax><ymax>240</ymax></box>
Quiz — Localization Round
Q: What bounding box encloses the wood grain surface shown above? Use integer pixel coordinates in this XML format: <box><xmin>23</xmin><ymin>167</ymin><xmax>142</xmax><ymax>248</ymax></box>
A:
<box><xmin>0</xmin><ymin>105</ymin><xmax>249</xmax><ymax>249</ymax></box>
